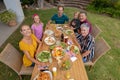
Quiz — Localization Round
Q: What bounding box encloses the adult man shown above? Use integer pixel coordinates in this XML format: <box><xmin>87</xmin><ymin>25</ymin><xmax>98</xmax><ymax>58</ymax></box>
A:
<box><xmin>48</xmin><ymin>6</ymin><xmax>69</xmax><ymax>24</ymax></box>
<box><xmin>79</xmin><ymin>11</ymin><xmax>92</xmax><ymax>33</ymax></box>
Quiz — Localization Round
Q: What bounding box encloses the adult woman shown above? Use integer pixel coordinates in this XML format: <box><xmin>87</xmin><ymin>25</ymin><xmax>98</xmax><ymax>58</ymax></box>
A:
<box><xmin>19</xmin><ymin>25</ymin><xmax>44</xmax><ymax>67</ymax></box>
<box><xmin>76</xmin><ymin>23</ymin><xmax>95</xmax><ymax>62</ymax></box>
<box><xmin>31</xmin><ymin>14</ymin><xmax>43</xmax><ymax>40</ymax></box>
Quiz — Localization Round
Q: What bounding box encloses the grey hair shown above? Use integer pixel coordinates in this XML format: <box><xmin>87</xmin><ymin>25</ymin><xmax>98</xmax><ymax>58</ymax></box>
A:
<box><xmin>80</xmin><ymin>23</ymin><xmax>90</xmax><ymax>31</ymax></box>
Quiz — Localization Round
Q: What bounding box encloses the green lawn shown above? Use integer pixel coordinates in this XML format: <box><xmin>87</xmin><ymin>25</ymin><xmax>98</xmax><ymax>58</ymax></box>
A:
<box><xmin>0</xmin><ymin>7</ymin><xmax>120</xmax><ymax>80</ymax></box>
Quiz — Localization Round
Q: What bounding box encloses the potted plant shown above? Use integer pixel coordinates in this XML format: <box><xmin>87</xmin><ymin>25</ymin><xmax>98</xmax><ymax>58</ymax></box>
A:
<box><xmin>0</xmin><ymin>10</ymin><xmax>17</xmax><ymax>26</ymax></box>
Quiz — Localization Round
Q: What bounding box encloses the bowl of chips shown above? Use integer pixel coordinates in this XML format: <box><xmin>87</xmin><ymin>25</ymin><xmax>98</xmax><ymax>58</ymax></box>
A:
<box><xmin>33</xmin><ymin>71</ymin><xmax>52</xmax><ymax>80</ymax></box>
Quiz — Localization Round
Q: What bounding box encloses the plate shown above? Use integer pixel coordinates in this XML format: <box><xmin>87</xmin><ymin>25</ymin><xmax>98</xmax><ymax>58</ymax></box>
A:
<box><xmin>65</xmin><ymin>29</ymin><xmax>74</xmax><ymax>35</ymax></box>
<box><xmin>36</xmin><ymin>51</ymin><xmax>51</xmax><ymax>62</ymax></box>
<box><xmin>33</xmin><ymin>71</ymin><xmax>52</xmax><ymax>80</ymax></box>
<box><xmin>56</xmin><ymin>26</ymin><xmax>63</xmax><ymax>31</ymax></box>
<box><xmin>52</xmin><ymin>46</ymin><xmax>65</xmax><ymax>59</ymax></box>
<box><xmin>44</xmin><ymin>30</ymin><xmax>54</xmax><ymax>36</ymax></box>
<box><xmin>67</xmin><ymin>45</ymin><xmax>79</xmax><ymax>54</ymax></box>
<box><xmin>44</xmin><ymin>36</ymin><xmax>56</xmax><ymax>45</ymax></box>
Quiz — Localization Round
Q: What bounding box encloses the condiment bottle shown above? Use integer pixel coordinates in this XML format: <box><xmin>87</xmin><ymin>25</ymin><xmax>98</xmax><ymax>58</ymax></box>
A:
<box><xmin>61</xmin><ymin>33</ymin><xmax>64</xmax><ymax>42</ymax></box>
<box><xmin>52</xmin><ymin>67</ymin><xmax>57</xmax><ymax>77</ymax></box>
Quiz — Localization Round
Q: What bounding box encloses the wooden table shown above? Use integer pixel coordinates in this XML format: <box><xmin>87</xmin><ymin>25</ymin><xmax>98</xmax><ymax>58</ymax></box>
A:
<box><xmin>31</xmin><ymin>24</ymin><xmax>88</xmax><ymax>80</ymax></box>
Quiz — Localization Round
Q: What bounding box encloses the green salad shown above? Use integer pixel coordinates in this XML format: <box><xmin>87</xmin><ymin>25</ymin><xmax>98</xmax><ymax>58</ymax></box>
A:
<box><xmin>67</xmin><ymin>45</ymin><xmax>79</xmax><ymax>54</ymax></box>
<box><xmin>61</xmin><ymin>60</ymin><xmax>71</xmax><ymax>70</ymax></box>
<box><xmin>37</xmin><ymin>51</ymin><xmax>51</xmax><ymax>62</ymax></box>
<box><xmin>60</xmin><ymin>42</ymin><xmax>67</xmax><ymax>49</ymax></box>
<box><xmin>65</xmin><ymin>30</ymin><xmax>73</xmax><ymax>35</ymax></box>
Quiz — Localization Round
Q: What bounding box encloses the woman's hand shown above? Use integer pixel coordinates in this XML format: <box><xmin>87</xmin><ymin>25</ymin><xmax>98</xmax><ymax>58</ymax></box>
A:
<box><xmin>81</xmin><ymin>51</ymin><xmax>91</xmax><ymax>57</ymax></box>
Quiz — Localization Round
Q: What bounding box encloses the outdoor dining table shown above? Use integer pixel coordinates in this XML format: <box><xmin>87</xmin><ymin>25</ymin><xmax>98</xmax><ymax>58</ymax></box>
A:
<box><xmin>30</xmin><ymin>24</ymin><xmax>88</xmax><ymax>80</ymax></box>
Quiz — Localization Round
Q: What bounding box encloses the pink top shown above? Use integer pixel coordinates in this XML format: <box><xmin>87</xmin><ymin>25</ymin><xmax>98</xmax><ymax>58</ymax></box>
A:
<box><xmin>31</xmin><ymin>23</ymin><xmax>43</xmax><ymax>40</ymax></box>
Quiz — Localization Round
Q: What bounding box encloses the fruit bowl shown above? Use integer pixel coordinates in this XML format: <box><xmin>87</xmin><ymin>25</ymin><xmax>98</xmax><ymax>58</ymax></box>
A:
<box><xmin>52</xmin><ymin>46</ymin><xmax>65</xmax><ymax>59</ymax></box>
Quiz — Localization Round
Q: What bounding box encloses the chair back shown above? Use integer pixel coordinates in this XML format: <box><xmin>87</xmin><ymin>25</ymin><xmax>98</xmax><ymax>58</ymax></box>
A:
<box><xmin>92</xmin><ymin>37</ymin><xmax>111</xmax><ymax>64</ymax></box>
<box><xmin>0</xmin><ymin>43</ymin><xmax>22</xmax><ymax>74</ymax></box>
<box><xmin>91</xmin><ymin>24</ymin><xmax>101</xmax><ymax>39</ymax></box>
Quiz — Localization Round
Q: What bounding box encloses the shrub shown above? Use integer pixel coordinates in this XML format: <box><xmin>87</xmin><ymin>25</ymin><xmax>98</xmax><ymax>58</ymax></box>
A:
<box><xmin>21</xmin><ymin>0</ymin><xmax>34</xmax><ymax>5</ymax></box>
<box><xmin>0</xmin><ymin>10</ymin><xmax>16</xmax><ymax>24</ymax></box>
<box><xmin>87</xmin><ymin>0</ymin><xmax>120</xmax><ymax>19</ymax></box>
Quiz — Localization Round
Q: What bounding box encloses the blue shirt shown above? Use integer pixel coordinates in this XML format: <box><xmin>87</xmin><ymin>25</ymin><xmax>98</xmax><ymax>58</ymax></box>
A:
<box><xmin>51</xmin><ymin>14</ymin><xmax>69</xmax><ymax>24</ymax></box>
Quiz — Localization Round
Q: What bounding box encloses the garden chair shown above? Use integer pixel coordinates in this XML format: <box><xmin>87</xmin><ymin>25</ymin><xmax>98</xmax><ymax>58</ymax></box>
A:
<box><xmin>0</xmin><ymin>43</ymin><xmax>33</xmax><ymax>80</ymax></box>
<box><xmin>84</xmin><ymin>37</ymin><xmax>111</xmax><ymax>69</ymax></box>
<box><xmin>91</xmin><ymin>24</ymin><xmax>102</xmax><ymax>39</ymax></box>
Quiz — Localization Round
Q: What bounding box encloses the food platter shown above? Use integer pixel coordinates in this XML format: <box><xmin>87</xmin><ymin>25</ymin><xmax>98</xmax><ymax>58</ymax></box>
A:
<box><xmin>44</xmin><ymin>36</ymin><xmax>56</xmax><ymax>45</ymax></box>
<box><xmin>52</xmin><ymin>46</ymin><xmax>65</xmax><ymax>59</ymax></box>
<box><xmin>44</xmin><ymin>30</ymin><xmax>54</xmax><ymax>36</ymax></box>
<box><xmin>65</xmin><ymin>29</ymin><xmax>74</xmax><ymax>35</ymax></box>
<box><xmin>33</xmin><ymin>71</ymin><xmax>52</xmax><ymax>80</ymax></box>
<box><xmin>36</xmin><ymin>51</ymin><xmax>51</xmax><ymax>62</ymax></box>
<box><xmin>67</xmin><ymin>45</ymin><xmax>79</xmax><ymax>54</ymax></box>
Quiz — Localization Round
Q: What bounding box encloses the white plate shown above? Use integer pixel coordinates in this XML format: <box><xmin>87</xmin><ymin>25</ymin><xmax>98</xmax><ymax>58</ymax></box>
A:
<box><xmin>44</xmin><ymin>36</ymin><xmax>56</xmax><ymax>45</ymax></box>
<box><xmin>56</xmin><ymin>26</ymin><xmax>63</xmax><ymax>31</ymax></box>
<box><xmin>44</xmin><ymin>30</ymin><xmax>54</xmax><ymax>36</ymax></box>
<box><xmin>33</xmin><ymin>71</ymin><xmax>52</xmax><ymax>80</ymax></box>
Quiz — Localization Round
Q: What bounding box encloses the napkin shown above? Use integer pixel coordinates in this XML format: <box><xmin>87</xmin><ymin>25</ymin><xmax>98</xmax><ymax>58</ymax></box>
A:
<box><xmin>70</xmin><ymin>56</ymin><xmax>77</xmax><ymax>62</ymax></box>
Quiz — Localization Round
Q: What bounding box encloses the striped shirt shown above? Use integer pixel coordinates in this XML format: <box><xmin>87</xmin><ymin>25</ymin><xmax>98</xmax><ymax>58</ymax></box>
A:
<box><xmin>76</xmin><ymin>33</ymin><xmax>95</xmax><ymax>62</ymax></box>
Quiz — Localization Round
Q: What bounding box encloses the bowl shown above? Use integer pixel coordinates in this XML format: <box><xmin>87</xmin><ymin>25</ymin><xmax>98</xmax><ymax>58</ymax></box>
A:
<box><xmin>67</xmin><ymin>45</ymin><xmax>79</xmax><ymax>54</ymax></box>
<box><xmin>60</xmin><ymin>59</ymin><xmax>72</xmax><ymax>70</ymax></box>
<box><xmin>33</xmin><ymin>70</ymin><xmax>52</xmax><ymax>80</ymax></box>
<box><xmin>36</xmin><ymin>51</ymin><xmax>51</xmax><ymax>62</ymax></box>
<box><xmin>44</xmin><ymin>30</ymin><xmax>54</xmax><ymax>36</ymax></box>
<box><xmin>52</xmin><ymin>46</ymin><xmax>65</xmax><ymax>59</ymax></box>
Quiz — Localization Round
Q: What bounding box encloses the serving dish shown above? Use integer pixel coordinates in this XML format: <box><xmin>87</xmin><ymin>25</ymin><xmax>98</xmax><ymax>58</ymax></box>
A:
<box><xmin>44</xmin><ymin>36</ymin><xmax>56</xmax><ymax>45</ymax></box>
<box><xmin>65</xmin><ymin>29</ymin><xmax>74</xmax><ymax>35</ymax></box>
<box><xmin>44</xmin><ymin>30</ymin><xmax>54</xmax><ymax>36</ymax></box>
<box><xmin>67</xmin><ymin>45</ymin><xmax>79</xmax><ymax>54</ymax></box>
<box><xmin>33</xmin><ymin>70</ymin><xmax>52</xmax><ymax>80</ymax></box>
<box><xmin>36</xmin><ymin>51</ymin><xmax>51</xmax><ymax>62</ymax></box>
<box><xmin>52</xmin><ymin>46</ymin><xmax>65</xmax><ymax>59</ymax></box>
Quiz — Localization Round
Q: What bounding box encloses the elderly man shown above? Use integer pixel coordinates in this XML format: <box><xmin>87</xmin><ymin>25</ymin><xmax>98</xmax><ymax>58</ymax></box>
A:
<box><xmin>78</xmin><ymin>11</ymin><xmax>92</xmax><ymax>33</ymax></box>
<box><xmin>48</xmin><ymin>6</ymin><xmax>69</xmax><ymax>24</ymax></box>
<box><xmin>76</xmin><ymin>23</ymin><xmax>95</xmax><ymax>63</ymax></box>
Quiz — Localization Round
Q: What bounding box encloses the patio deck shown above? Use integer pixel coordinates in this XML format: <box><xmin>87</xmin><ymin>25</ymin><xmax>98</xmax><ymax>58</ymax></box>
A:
<box><xmin>0</xmin><ymin>18</ymin><xmax>23</xmax><ymax>47</ymax></box>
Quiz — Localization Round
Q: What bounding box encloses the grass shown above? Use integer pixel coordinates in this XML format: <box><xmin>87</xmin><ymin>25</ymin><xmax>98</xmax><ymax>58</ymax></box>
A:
<box><xmin>0</xmin><ymin>7</ymin><xmax>120</xmax><ymax>80</ymax></box>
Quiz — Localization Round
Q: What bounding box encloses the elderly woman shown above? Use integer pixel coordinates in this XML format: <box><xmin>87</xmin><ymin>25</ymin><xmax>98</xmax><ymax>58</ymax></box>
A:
<box><xmin>19</xmin><ymin>25</ymin><xmax>45</xmax><ymax>67</ymax></box>
<box><xmin>76</xmin><ymin>23</ymin><xmax>95</xmax><ymax>63</ymax></box>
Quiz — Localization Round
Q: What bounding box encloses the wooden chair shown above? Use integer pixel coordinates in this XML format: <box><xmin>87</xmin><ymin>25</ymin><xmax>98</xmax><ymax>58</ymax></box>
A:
<box><xmin>0</xmin><ymin>43</ymin><xmax>33</xmax><ymax>80</ymax></box>
<box><xmin>84</xmin><ymin>37</ymin><xmax>111</xmax><ymax>68</ymax></box>
<box><xmin>91</xmin><ymin>24</ymin><xmax>102</xmax><ymax>39</ymax></box>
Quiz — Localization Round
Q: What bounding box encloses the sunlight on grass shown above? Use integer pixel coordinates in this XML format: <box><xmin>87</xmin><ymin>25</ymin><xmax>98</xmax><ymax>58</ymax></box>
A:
<box><xmin>0</xmin><ymin>7</ymin><xmax>120</xmax><ymax>80</ymax></box>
